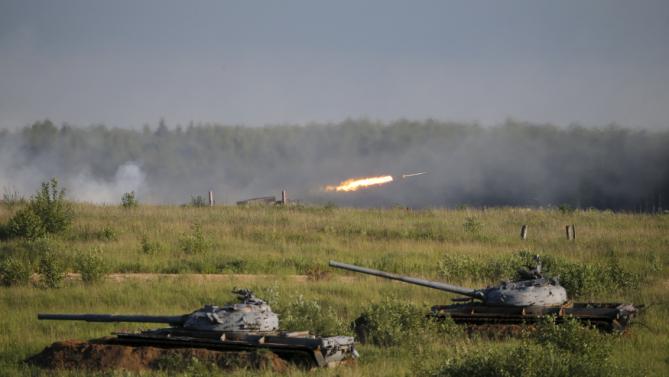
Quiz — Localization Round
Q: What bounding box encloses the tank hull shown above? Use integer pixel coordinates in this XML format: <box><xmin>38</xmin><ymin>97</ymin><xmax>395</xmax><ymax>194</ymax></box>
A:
<box><xmin>106</xmin><ymin>328</ymin><xmax>356</xmax><ymax>368</ymax></box>
<box><xmin>430</xmin><ymin>302</ymin><xmax>641</xmax><ymax>331</ymax></box>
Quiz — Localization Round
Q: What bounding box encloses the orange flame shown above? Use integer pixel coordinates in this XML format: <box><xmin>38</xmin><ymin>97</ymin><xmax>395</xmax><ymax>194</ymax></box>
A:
<box><xmin>324</xmin><ymin>175</ymin><xmax>394</xmax><ymax>192</ymax></box>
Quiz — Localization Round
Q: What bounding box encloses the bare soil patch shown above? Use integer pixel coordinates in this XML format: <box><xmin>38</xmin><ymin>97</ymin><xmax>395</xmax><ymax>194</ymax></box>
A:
<box><xmin>26</xmin><ymin>339</ymin><xmax>288</xmax><ymax>372</ymax></box>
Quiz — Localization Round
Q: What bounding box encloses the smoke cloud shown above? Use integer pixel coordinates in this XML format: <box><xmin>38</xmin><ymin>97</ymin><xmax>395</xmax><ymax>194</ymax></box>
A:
<box><xmin>0</xmin><ymin>119</ymin><xmax>667</xmax><ymax>210</ymax></box>
<box><xmin>68</xmin><ymin>162</ymin><xmax>146</xmax><ymax>204</ymax></box>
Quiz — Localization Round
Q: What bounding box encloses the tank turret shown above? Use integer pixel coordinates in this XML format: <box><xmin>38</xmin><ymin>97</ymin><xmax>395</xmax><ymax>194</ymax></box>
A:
<box><xmin>329</xmin><ymin>260</ymin><xmax>568</xmax><ymax>307</ymax></box>
<box><xmin>39</xmin><ymin>288</ymin><xmax>279</xmax><ymax>332</ymax></box>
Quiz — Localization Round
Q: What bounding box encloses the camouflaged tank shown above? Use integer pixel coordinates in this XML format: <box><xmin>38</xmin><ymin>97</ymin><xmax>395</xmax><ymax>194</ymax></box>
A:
<box><xmin>38</xmin><ymin>288</ymin><xmax>356</xmax><ymax>367</ymax></box>
<box><xmin>330</xmin><ymin>259</ymin><xmax>641</xmax><ymax>332</ymax></box>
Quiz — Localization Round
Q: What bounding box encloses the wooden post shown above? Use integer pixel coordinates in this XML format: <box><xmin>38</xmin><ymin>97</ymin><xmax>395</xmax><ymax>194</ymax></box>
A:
<box><xmin>565</xmin><ymin>224</ymin><xmax>576</xmax><ymax>240</ymax></box>
<box><xmin>208</xmin><ymin>191</ymin><xmax>214</xmax><ymax>207</ymax></box>
<box><xmin>281</xmin><ymin>190</ymin><xmax>288</xmax><ymax>205</ymax></box>
<box><xmin>570</xmin><ymin>224</ymin><xmax>575</xmax><ymax>240</ymax></box>
<box><xmin>520</xmin><ymin>225</ymin><xmax>528</xmax><ymax>240</ymax></box>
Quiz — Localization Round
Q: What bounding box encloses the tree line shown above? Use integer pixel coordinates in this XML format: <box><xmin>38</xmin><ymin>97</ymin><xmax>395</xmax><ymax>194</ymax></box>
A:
<box><xmin>0</xmin><ymin>119</ymin><xmax>667</xmax><ymax>210</ymax></box>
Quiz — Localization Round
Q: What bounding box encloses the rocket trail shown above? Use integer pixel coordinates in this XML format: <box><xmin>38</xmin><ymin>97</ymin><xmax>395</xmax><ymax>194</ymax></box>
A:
<box><xmin>401</xmin><ymin>171</ymin><xmax>427</xmax><ymax>179</ymax></box>
<box><xmin>323</xmin><ymin>171</ymin><xmax>427</xmax><ymax>192</ymax></box>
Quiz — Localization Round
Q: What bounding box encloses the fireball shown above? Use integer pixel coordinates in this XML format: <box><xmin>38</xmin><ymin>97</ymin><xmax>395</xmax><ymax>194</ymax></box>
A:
<box><xmin>324</xmin><ymin>175</ymin><xmax>394</xmax><ymax>192</ymax></box>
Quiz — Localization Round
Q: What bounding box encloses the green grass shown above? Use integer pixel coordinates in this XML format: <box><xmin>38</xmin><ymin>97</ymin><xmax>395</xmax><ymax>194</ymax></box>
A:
<box><xmin>0</xmin><ymin>204</ymin><xmax>667</xmax><ymax>376</ymax></box>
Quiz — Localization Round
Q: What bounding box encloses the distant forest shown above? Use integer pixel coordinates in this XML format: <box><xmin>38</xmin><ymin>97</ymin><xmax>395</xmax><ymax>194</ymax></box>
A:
<box><xmin>0</xmin><ymin>119</ymin><xmax>667</xmax><ymax>210</ymax></box>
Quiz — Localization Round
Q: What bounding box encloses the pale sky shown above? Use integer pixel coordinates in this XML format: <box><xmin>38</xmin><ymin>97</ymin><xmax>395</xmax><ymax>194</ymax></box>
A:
<box><xmin>1</xmin><ymin>0</ymin><xmax>668</xmax><ymax>129</ymax></box>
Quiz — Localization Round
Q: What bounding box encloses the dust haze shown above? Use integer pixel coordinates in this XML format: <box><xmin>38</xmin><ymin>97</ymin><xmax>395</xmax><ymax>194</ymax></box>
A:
<box><xmin>0</xmin><ymin>120</ymin><xmax>667</xmax><ymax>210</ymax></box>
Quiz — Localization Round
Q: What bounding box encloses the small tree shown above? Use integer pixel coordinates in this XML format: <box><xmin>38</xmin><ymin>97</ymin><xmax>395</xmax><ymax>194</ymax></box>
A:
<box><xmin>75</xmin><ymin>248</ymin><xmax>108</xmax><ymax>283</ymax></box>
<box><xmin>121</xmin><ymin>191</ymin><xmax>138</xmax><ymax>208</ymax></box>
<box><xmin>30</xmin><ymin>178</ymin><xmax>74</xmax><ymax>234</ymax></box>
<box><xmin>38</xmin><ymin>248</ymin><xmax>67</xmax><ymax>288</ymax></box>
<box><xmin>5</xmin><ymin>207</ymin><xmax>46</xmax><ymax>240</ymax></box>
<box><xmin>0</xmin><ymin>257</ymin><xmax>32</xmax><ymax>287</ymax></box>
<box><xmin>179</xmin><ymin>223</ymin><xmax>211</xmax><ymax>254</ymax></box>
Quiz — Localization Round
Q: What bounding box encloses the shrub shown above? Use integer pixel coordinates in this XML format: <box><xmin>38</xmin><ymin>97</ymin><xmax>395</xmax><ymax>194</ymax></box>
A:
<box><xmin>3</xmin><ymin>179</ymin><xmax>73</xmax><ymax>239</ymax></box>
<box><xmin>75</xmin><ymin>248</ymin><xmax>108</xmax><ymax>283</ymax></box>
<box><xmin>556</xmin><ymin>263</ymin><xmax>600</xmax><ymax>297</ymax></box>
<box><xmin>189</xmin><ymin>195</ymin><xmax>207</xmax><ymax>207</ymax></box>
<box><xmin>0</xmin><ymin>257</ymin><xmax>32</xmax><ymax>286</ymax></box>
<box><xmin>38</xmin><ymin>247</ymin><xmax>67</xmax><ymax>288</ymax></box>
<box><xmin>29</xmin><ymin>178</ymin><xmax>73</xmax><ymax>234</ymax></box>
<box><xmin>140</xmin><ymin>235</ymin><xmax>163</xmax><ymax>255</ymax></box>
<box><xmin>353</xmin><ymin>299</ymin><xmax>458</xmax><ymax>346</ymax></box>
<box><xmin>438</xmin><ymin>254</ymin><xmax>483</xmax><ymax>282</ymax></box>
<box><xmin>463</xmin><ymin>217</ymin><xmax>482</xmax><ymax>234</ymax></box>
<box><xmin>179</xmin><ymin>224</ymin><xmax>211</xmax><ymax>254</ymax></box>
<box><xmin>279</xmin><ymin>295</ymin><xmax>346</xmax><ymax>336</ymax></box>
<box><xmin>99</xmin><ymin>227</ymin><xmax>118</xmax><ymax>241</ymax></box>
<box><xmin>426</xmin><ymin>320</ymin><xmax>621</xmax><ymax>377</ymax></box>
<box><xmin>121</xmin><ymin>191</ymin><xmax>138</xmax><ymax>208</ymax></box>
<box><xmin>425</xmin><ymin>342</ymin><xmax>621</xmax><ymax>377</ymax></box>
<box><xmin>5</xmin><ymin>207</ymin><xmax>46</xmax><ymax>240</ymax></box>
<box><xmin>558</xmin><ymin>203</ymin><xmax>576</xmax><ymax>214</ymax></box>
<box><xmin>534</xmin><ymin>317</ymin><xmax>610</xmax><ymax>356</ymax></box>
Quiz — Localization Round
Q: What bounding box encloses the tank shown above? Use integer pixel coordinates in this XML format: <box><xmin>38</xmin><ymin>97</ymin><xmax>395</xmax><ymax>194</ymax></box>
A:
<box><xmin>38</xmin><ymin>288</ymin><xmax>356</xmax><ymax>368</ymax></box>
<box><xmin>329</xmin><ymin>260</ymin><xmax>641</xmax><ymax>332</ymax></box>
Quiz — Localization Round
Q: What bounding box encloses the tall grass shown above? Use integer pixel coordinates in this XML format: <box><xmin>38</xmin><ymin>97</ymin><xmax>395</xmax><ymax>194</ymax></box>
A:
<box><xmin>0</xmin><ymin>204</ymin><xmax>667</xmax><ymax>376</ymax></box>
<box><xmin>1</xmin><ymin>204</ymin><xmax>666</xmax><ymax>278</ymax></box>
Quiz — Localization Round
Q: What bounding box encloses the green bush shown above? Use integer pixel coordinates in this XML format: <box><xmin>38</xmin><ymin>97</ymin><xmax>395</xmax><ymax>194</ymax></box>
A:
<box><xmin>463</xmin><ymin>217</ymin><xmax>482</xmax><ymax>234</ymax></box>
<box><xmin>99</xmin><ymin>227</ymin><xmax>118</xmax><ymax>241</ymax></box>
<box><xmin>558</xmin><ymin>203</ymin><xmax>576</xmax><ymax>214</ymax></box>
<box><xmin>278</xmin><ymin>295</ymin><xmax>346</xmax><ymax>336</ymax></box>
<box><xmin>29</xmin><ymin>178</ymin><xmax>73</xmax><ymax>234</ymax></box>
<box><xmin>75</xmin><ymin>248</ymin><xmax>108</xmax><ymax>283</ymax></box>
<box><xmin>353</xmin><ymin>299</ymin><xmax>458</xmax><ymax>346</ymax></box>
<box><xmin>426</xmin><ymin>319</ymin><xmax>622</xmax><ymax>377</ymax></box>
<box><xmin>140</xmin><ymin>235</ymin><xmax>164</xmax><ymax>255</ymax></box>
<box><xmin>121</xmin><ymin>191</ymin><xmax>138</xmax><ymax>208</ymax></box>
<box><xmin>189</xmin><ymin>195</ymin><xmax>207</xmax><ymax>207</ymax></box>
<box><xmin>426</xmin><ymin>342</ymin><xmax>622</xmax><ymax>377</ymax></box>
<box><xmin>534</xmin><ymin>317</ymin><xmax>610</xmax><ymax>355</ymax></box>
<box><xmin>4</xmin><ymin>207</ymin><xmax>46</xmax><ymax>240</ymax></box>
<box><xmin>38</xmin><ymin>247</ymin><xmax>67</xmax><ymax>288</ymax></box>
<box><xmin>0</xmin><ymin>257</ymin><xmax>32</xmax><ymax>286</ymax></box>
<box><xmin>179</xmin><ymin>223</ymin><xmax>211</xmax><ymax>254</ymax></box>
<box><xmin>3</xmin><ymin>179</ymin><xmax>73</xmax><ymax>239</ymax></box>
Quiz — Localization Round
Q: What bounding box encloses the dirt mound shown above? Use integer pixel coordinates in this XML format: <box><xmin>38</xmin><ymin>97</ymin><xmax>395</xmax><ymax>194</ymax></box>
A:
<box><xmin>26</xmin><ymin>339</ymin><xmax>288</xmax><ymax>372</ymax></box>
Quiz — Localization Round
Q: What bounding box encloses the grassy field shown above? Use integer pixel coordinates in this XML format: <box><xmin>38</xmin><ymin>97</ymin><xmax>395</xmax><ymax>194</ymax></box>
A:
<box><xmin>0</xmin><ymin>204</ymin><xmax>667</xmax><ymax>376</ymax></box>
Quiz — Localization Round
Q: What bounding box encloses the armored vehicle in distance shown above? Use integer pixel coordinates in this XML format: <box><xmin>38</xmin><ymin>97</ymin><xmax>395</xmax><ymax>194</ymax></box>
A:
<box><xmin>38</xmin><ymin>288</ymin><xmax>356</xmax><ymax>368</ymax></box>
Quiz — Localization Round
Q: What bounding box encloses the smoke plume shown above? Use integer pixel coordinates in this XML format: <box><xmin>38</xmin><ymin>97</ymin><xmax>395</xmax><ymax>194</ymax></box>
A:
<box><xmin>0</xmin><ymin>119</ymin><xmax>667</xmax><ymax>210</ymax></box>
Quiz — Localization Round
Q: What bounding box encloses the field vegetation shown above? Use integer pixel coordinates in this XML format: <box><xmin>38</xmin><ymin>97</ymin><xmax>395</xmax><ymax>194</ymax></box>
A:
<box><xmin>0</xmin><ymin>203</ymin><xmax>667</xmax><ymax>376</ymax></box>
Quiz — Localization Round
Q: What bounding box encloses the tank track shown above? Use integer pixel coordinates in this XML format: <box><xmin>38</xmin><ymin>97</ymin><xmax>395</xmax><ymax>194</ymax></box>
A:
<box><xmin>107</xmin><ymin>329</ymin><xmax>356</xmax><ymax>368</ymax></box>
<box><xmin>430</xmin><ymin>302</ymin><xmax>642</xmax><ymax>331</ymax></box>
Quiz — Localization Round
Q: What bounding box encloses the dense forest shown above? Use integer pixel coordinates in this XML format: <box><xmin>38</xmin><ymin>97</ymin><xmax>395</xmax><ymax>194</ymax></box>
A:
<box><xmin>0</xmin><ymin>119</ymin><xmax>667</xmax><ymax>210</ymax></box>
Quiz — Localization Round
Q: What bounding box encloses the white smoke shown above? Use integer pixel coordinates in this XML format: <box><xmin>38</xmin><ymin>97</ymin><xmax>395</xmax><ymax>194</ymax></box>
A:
<box><xmin>69</xmin><ymin>162</ymin><xmax>146</xmax><ymax>204</ymax></box>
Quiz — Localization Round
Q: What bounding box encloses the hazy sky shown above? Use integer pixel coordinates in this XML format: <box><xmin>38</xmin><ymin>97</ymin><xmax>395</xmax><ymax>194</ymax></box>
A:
<box><xmin>1</xmin><ymin>0</ymin><xmax>668</xmax><ymax>129</ymax></box>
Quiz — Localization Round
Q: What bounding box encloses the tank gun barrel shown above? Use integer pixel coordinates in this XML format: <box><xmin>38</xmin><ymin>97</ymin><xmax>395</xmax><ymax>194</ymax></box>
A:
<box><xmin>329</xmin><ymin>261</ymin><xmax>484</xmax><ymax>300</ymax></box>
<box><xmin>38</xmin><ymin>313</ymin><xmax>186</xmax><ymax>326</ymax></box>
